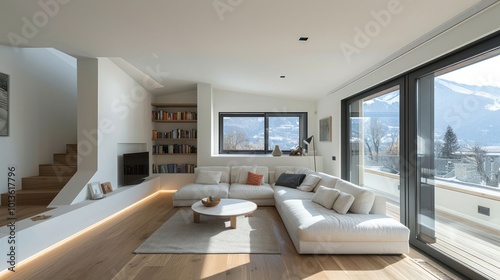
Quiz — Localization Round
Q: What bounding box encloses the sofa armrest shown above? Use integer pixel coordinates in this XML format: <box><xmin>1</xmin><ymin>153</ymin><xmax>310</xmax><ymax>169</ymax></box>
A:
<box><xmin>370</xmin><ymin>195</ymin><xmax>386</xmax><ymax>215</ymax></box>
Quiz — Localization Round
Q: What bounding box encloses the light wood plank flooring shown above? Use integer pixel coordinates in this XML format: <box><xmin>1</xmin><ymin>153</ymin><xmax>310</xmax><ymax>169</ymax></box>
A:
<box><xmin>0</xmin><ymin>192</ymin><xmax>458</xmax><ymax>280</ymax></box>
<box><xmin>386</xmin><ymin>200</ymin><xmax>500</xmax><ymax>279</ymax></box>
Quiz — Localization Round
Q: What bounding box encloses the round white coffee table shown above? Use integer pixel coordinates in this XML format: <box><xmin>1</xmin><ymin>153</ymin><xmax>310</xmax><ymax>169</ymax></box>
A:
<box><xmin>191</xmin><ymin>198</ymin><xmax>257</xmax><ymax>229</ymax></box>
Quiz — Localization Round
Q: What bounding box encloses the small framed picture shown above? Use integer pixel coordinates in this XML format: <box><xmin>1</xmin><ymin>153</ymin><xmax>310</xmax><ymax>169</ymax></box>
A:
<box><xmin>319</xmin><ymin>116</ymin><xmax>332</xmax><ymax>142</ymax></box>
<box><xmin>88</xmin><ymin>181</ymin><xmax>105</xmax><ymax>199</ymax></box>
<box><xmin>101</xmin><ymin>182</ymin><xmax>113</xmax><ymax>194</ymax></box>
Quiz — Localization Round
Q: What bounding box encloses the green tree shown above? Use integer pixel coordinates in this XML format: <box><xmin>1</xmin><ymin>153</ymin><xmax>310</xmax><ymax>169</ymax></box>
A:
<box><xmin>441</xmin><ymin>125</ymin><xmax>460</xmax><ymax>158</ymax></box>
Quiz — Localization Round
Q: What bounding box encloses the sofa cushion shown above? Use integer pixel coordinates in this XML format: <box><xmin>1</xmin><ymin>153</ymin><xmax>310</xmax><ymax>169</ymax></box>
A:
<box><xmin>313</xmin><ymin>172</ymin><xmax>340</xmax><ymax>192</ymax></box>
<box><xmin>370</xmin><ymin>196</ymin><xmax>387</xmax><ymax>215</ymax></box>
<box><xmin>332</xmin><ymin>192</ymin><xmax>355</xmax><ymax>214</ymax></box>
<box><xmin>298</xmin><ymin>174</ymin><xmax>321</xmax><ymax>192</ymax></box>
<box><xmin>195</xmin><ymin>170</ymin><xmax>222</xmax><ymax>185</ymax></box>
<box><xmin>229</xmin><ymin>183</ymin><xmax>274</xmax><ymax>200</ymax></box>
<box><xmin>275</xmin><ymin>173</ymin><xmax>306</xmax><ymax>188</ymax></box>
<box><xmin>273</xmin><ymin>185</ymin><xmax>315</xmax><ymax>205</ymax></box>
<box><xmin>246</xmin><ymin>172</ymin><xmax>264</xmax><ymax>185</ymax></box>
<box><xmin>236</xmin><ymin>166</ymin><xmax>256</xmax><ymax>183</ymax></box>
<box><xmin>173</xmin><ymin>183</ymin><xmax>230</xmax><ymax>201</ymax></box>
<box><xmin>312</xmin><ymin>186</ymin><xmax>340</xmax><ymax>209</ymax></box>
<box><xmin>274</xmin><ymin>166</ymin><xmax>314</xmax><ymax>182</ymax></box>
<box><xmin>231</xmin><ymin>166</ymin><xmax>269</xmax><ymax>184</ymax></box>
<box><xmin>280</xmin><ymin>199</ymin><xmax>409</xmax><ymax>243</ymax></box>
<box><xmin>194</xmin><ymin>166</ymin><xmax>231</xmax><ymax>183</ymax></box>
<box><xmin>334</xmin><ymin>179</ymin><xmax>375</xmax><ymax>214</ymax></box>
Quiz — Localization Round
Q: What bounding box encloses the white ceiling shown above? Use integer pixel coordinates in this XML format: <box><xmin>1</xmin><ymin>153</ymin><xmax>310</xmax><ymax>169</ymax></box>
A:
<box><xmin>0</xmin><ymin>0</ymin><xmax>495</xmax><ymax>99</ymax></box>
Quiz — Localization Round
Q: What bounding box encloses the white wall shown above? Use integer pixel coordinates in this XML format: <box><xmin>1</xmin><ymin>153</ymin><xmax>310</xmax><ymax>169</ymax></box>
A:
<box><xmin>93</xmin><ymin>58</ymin><xmax>152</xmax><ymax>189</ymax></box>
<box><xmin>154</xmin><ymin>90</ymin><xmax>197</xmax><ymax>104</ymax></box>
<box><xmin>50</xmin><ymin>58</ymin><xmax>152</xmax><ymax>206</ymax></box>
<box><xmin>197</xmin><ymin>85</ymin><xmax>320</xmax><ymax>170</ymax></box>
<box><xmin>0</xmin><ymin>46</ymin><xmax>77</xmax><ymax>196</ymax></box>
<box><xmin>0</xmin><ymin>56</ymin><xmax>160</xmax><ymax>271</ymax></box>
<box><xmin>316</xmin><ymin>3</ymin><xmax>500</xmax><ymax>177</ymax></box>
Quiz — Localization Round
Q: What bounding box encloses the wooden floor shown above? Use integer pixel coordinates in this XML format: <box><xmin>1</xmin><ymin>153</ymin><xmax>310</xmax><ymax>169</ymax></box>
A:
<box><xmin>0</xmin><ymin>192</ymin><xmax>457</xmax><ymax>280</ymax></box>
<box><xmin>386</xmin><ymin>201</ymin><xmax>500</xmax><ymax>279</ymax></box>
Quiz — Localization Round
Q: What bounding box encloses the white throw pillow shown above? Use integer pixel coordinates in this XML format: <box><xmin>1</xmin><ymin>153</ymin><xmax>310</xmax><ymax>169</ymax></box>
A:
<box><xmin>195</xmin><ymin>170</ymin><xmax>222</xmax><ymax>185</ymax></box>
<box><xmin>312</xmin><ymin>186</ymin><xmax>341</xmax><ymax>209</ymax></box>
<box><xmin>332</xmin><ymin>192</ymin><xmax>355</xmax><ymax>214</ymax></box>
<box><xmin>237</xmin><ymin>166</ymin><xmax>257</xmax><ymax>184</ymax></box>
<box><xmin>334</xmin><ymin>179</ymin><xmax>375</xmax><ymax>214</ymax></box>
<box><xmin>298</xmin><ymin>174</ymin><xmax>321</xmax><ymax>192</ymax></box>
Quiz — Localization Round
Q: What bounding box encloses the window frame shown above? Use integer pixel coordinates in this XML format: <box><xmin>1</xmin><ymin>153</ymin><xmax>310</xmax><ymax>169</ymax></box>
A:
<box><xmin>341</xmin><ymin>30</ymin><xmax>500</xmax><ymax>280</ymax></box>
<box><xmin>219</xmin><ymin>112</ymin><xmax>308</xmax><ymax>154</ymax></box>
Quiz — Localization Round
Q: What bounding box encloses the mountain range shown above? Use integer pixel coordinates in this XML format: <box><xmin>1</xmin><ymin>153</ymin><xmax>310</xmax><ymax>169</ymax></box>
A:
<box><xmin>363</xmin><ymin>78</ymin><xmax>500</xmax><ymax>147</ymax></box>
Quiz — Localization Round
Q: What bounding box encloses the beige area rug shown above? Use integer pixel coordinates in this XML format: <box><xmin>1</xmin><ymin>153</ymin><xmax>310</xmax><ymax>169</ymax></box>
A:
<box><xmin>134</xmin><ymin>208</ymin><xmax>280</xmax><ymax>254</ymax></box>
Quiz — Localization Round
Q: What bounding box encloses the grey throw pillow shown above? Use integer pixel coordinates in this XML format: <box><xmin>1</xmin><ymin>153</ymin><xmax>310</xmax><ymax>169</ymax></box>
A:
<box><xmin>275</xmin><ymin>173</ymin><xmax>306</xmax><ymax>188</ymax></box>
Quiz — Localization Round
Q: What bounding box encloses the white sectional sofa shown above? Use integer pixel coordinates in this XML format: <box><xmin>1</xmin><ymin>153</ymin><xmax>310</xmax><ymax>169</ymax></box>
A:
<box><xmin>172</xmin><ymin>165</ymin><xmax>410</xmax><ymax>255</ymax></box>
<box><xmin>173</xmin><ymin>166</ymin><xmax>275</xmax><ymax>207</ymax></box>
<box><xmin>173</xmin><ymin>166</ymin><xmax>231</xmax><ymax>207</ymax></box>
<box><xmin>227</xmin><ymin>166</ymin><xmax>275</xmax><ymax>206</ymax></box>
<box><xmin>272</xmin><ymin>166</ymin><xmax>410</xmax><ymax>254</ymax></box>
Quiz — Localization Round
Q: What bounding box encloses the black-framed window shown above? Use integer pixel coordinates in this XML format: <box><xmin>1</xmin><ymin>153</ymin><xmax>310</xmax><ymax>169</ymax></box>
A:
<box><xmin>341</xmin><ymin>31</ymin><xmax>500</xmax><ymax>280</ymax></box>
<box><xmin>219</xmin><ymin>112</ymin><xmax>307</xmax><ymax>154</ymax></box>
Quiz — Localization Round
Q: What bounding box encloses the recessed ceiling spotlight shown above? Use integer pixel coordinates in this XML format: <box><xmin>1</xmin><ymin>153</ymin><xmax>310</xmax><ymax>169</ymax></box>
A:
<box><xmin>299</xmin><ymin>37</ymin><xmax>309</xmax><ymax>41</ymax></box>
<box><xmin>280</xmin><ymin>75</ymin><xmax>286</xmax><ymax>79</ymax></box>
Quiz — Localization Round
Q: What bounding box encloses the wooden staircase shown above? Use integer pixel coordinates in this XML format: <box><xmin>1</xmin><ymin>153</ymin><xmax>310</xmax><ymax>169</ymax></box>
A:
<box><xmin>1</xmin><ymin>144</ymin><xmax>77</xmax><ymax>206</ymax></box>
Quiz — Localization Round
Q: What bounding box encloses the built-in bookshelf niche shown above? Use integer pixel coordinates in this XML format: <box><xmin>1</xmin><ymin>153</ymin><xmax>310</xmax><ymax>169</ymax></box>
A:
<box><xmin>151</xmin><ymin>103</ymin><xmax>197</xmax><ymax>174</ymax></box>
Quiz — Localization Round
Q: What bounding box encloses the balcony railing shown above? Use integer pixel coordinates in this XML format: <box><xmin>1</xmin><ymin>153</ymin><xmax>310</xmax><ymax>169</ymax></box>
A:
<box><xmin>363</xmin><ymin>168</ymin><xmax>500</xmax><ymax>279</ymax></box>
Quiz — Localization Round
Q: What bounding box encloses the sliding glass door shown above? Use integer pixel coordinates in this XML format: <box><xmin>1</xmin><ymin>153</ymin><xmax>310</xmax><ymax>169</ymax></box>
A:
<box><xmin>344</xmin><ymin>81</ymin><xmax>403</xmax><ymax>221</ymax></box>
<box><xmin>412</xmin><ymin>48</ymin><xmax>500</xmax><ymax>280</ymax></box>
<box><xmin>344</xmin><ymin>33</ymin><xmax>500</xmax><ymax>279</ymax></box>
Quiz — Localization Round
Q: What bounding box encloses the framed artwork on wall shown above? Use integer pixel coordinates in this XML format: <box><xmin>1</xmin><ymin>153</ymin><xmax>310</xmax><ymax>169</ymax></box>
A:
<box><xmin>0</xmin><ymin>72</ymin><xmax>9</xmax><ymax>136</ymax></box>
<box><xmin>319</xmin><ymin>116</ymin><xmax>332</xmax><ymax>142</ymax></box>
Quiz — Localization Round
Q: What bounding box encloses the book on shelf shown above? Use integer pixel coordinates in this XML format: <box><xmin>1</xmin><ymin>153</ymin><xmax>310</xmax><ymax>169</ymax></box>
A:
<box><xmin>152</xmin><ymin>163</ymin><xmax>196</xmax><ymax>174</ymax></box>
<box><xmin>152</xmin><ymin>129</ymin><xmax>197</xmax><ymax>140</ymax></box>
<box><xmin>152</xmin><ymin>144</ymin><xmax>197</xmax><ymax>154</ymax></box>
<box><xmin>152</xmin><ymin>111</ymin><xmax>197</xmax><ymax>121</ymax></box>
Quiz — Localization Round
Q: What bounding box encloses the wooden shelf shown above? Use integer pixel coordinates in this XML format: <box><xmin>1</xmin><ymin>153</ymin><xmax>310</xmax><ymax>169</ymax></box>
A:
<box><xmin>153</xmin><ymin>172</ymin><xmax>195</xmax><ymax>174</ymax></box>
<box><xmin>152</xmin><ymin>153</ymin><xmax>197</xmax><ymax>155</ymax></box>
<box><xmin>152</xmin><ymin>138</ymin><xmax>197</xmax><ymax>141</ymax></box>
<box><xmin>152</xmin><ymin>120</ymin><xmax>197</xmax><ymax>123</ymax></box>
<box><xmin>152</xmin><ymin>103</ymin><xmax>197</xmax><ymax>108</ymax></box>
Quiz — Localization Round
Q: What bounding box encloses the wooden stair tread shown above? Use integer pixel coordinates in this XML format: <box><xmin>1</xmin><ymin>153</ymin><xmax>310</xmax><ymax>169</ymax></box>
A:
<box><xmin>1</xmin><ymin>190</ymin><xmax>59</xmax><ymax>205</ymax></box>
<box><xmin>22</xmin><ymin>176</ymin><xmax>71</xmax><ymax>190</ymax></box>
<box><xmin>0</xmin><ymin>143</ymin><xmax>78</xmax><ymax>206</ymax></box>
<box><xmin>11</xmin><ymin>189</ymin><xmax>61</xmax><ymax>194</ymax></box>
<box><xmin>39</xmin><ymin>163</ymin><xmax>77</xmax><ymax>167</ymax></box>
<box><xmin>24</xmin><ymin>176</ymin><xmax>72</xmax><ymax>180</ymax></box>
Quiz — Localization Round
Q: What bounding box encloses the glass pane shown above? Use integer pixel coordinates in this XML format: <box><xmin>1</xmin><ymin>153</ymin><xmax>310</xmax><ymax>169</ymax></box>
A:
<box><xmin>222</xmin><ymin>116</ymin><xmax>264</xmax><ymax>150</ymax></box>
<box><xmin>268</xmin><ymin>116</ymin><xmax>300</xmax><ymax>151</ymax></box>
<box><xmin>416</xmin><ymin>51</ymin><xmax>500</xmax><ymax>279</ymax></box>
<box><xmin>348</xmin><ymin>86</ymin><xmax>401</xmax><ymax>220</ymax></box>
